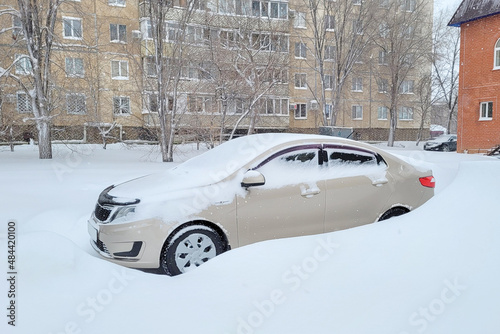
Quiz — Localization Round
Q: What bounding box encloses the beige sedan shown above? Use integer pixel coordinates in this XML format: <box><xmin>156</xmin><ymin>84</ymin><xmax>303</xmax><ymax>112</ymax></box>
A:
<box><xmin>88</xmin><ymin>134</ymin><xmax>434</xmax><ymax>275</ymax></box>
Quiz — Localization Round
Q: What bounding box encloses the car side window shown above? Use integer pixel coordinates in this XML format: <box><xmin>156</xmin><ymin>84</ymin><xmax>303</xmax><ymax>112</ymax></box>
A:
<box><xmin>254</xmin><ymin>146</ymin><xmax>322</xmax><ymax>187</ymax></box>
<box><xmin>326</xmin><ymin>148</ymin><xmax>384</xmax><ymax>167</ymax></box>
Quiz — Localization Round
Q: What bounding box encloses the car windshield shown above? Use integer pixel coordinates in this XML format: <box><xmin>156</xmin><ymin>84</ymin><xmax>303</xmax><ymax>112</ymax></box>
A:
<box><xmin>433</xmin><ymin>135</ymin><xmax>455</xmax><ymax>142</ymax></box>
<box><xmin>176</xmin><ymin>133</ymin><xmax>326</xmax><ymax>175</ymax></box>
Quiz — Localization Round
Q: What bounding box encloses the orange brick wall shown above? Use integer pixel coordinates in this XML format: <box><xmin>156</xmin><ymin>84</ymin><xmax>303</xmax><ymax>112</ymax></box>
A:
<box><xmin>458</xmin><ymin>14</ymin><xmax>500</xmax><ymax>153</ymax></box>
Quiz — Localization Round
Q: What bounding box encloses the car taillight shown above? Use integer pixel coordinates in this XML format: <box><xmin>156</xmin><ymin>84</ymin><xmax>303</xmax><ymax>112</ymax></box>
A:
<box><xmin>419</xmin><ymin>176</ymin><xmax>435</xmax><ymax>188</ymax></box>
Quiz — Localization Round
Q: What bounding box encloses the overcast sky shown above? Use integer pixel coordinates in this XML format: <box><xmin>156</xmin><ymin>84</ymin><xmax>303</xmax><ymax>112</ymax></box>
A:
<box><xmin>435</xmin><ymin>0</ymin><xmax>462</xmax><ymax>12</ymax></box>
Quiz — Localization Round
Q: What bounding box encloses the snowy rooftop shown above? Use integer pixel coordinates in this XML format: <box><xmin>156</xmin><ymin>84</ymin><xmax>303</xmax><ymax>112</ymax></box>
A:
<box><xmin>449</xmin><ymin>0</ymin><xmax>500</xmax><ymax>26</ymax></box>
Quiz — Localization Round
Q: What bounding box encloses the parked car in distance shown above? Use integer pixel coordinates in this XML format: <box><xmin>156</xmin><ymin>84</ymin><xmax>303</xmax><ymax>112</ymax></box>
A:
<box><xmin>424</xmin><ymin>134</ymin><xmax>457</xmax><ymax>152</ymax></box>
<box><xmin>88</xmin><ymin>134</ymin><xmax>435</xmax><ymax>275</ymax></box>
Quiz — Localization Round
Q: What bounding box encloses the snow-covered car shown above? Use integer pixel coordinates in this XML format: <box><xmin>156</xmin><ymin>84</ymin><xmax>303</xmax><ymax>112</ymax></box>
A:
<box><xmin>88</xmin><ymin>134</ymin><xmax>435</xmax><ymax>275</ymax></box>
<box><xmin>424</xmin><ymin>134</ymin><xmax>457</xmax><ymax>151</ymax></box>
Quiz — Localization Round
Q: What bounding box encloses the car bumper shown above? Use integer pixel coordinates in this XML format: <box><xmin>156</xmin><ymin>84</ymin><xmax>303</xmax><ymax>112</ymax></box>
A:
<box><xmin>88</xmin><ymin>215</ymin><xmax>171</xmax><ymax>269</ymax></box>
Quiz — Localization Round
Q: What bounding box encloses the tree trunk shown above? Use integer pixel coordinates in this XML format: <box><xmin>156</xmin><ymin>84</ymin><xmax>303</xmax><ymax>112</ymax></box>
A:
<box><xmin>37</xmin><ymin>120</ymin><xmax>52</xmax><ymax>159</ymax></box>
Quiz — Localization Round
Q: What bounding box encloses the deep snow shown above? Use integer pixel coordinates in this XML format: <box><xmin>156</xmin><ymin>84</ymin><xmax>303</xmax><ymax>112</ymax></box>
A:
<box><xmin>0</xmin><ymin>141</ymin><xmax>499</xmax><ymax>334</ymax></box>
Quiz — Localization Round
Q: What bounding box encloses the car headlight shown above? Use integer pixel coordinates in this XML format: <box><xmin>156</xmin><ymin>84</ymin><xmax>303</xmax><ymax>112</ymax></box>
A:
<box><xmin>110</xmin><ymin>206</ymin><xmax>136</xmax><ymax>223</ymax></box>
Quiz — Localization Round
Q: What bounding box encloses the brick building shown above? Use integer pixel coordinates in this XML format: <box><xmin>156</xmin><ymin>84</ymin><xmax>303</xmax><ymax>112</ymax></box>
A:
<box><xmin>449</xmin><ymin>0</ymin><xmax>500</xmax><ymax>153</ymax></box>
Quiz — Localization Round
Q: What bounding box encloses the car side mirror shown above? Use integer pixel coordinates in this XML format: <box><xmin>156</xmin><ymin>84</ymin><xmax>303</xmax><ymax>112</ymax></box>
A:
<box><xmin>241</xmin><ymin>170</ymin><xmax>265</xmax><ymax>188</ymax></box>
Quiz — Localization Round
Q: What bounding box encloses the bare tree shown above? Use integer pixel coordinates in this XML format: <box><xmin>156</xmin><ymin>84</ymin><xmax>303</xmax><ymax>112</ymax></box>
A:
<box><xmin>373</xmin><ymin>0</ymin><xmax>433</xmax><ymax>146</ymax></box>
<box><xmin>144</xmin><ymin>0</ymin><xmax>200</xmax><ymax>162</ymax></box>
<box><xmin>433</xmin><ymin>8</ymin><xmax>459</xmax><ymax>134</ymax></box>
<box><xmin>0</xmin><ymin>0</ymin><xmax>65</xmax><ymax>159</ymax></box>
<box><xmin>297</xmin><ymin>0</ymin><xmax>376</xmax><ymax>126</ymax></box>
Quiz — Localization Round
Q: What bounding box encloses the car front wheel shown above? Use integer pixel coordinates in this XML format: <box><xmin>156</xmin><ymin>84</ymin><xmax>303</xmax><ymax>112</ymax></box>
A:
<box><xmin>160</xmin><ymin>226</ymin><xmax>226</xmax><ymax>276</ymax></box>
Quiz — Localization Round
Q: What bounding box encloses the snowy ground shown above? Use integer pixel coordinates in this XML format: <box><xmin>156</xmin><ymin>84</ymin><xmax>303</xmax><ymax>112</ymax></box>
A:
<box><xmin>1</xmin><ymin>140</ymin><xmax>499</xmax><ymax>334</ymax></box>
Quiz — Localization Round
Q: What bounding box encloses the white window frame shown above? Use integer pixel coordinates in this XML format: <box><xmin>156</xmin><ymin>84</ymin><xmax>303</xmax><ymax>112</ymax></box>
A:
<box><xmin>294</xmin><ymin>73</ymin><xmax>307</xmax><ymax>89</ymax></box>
<box><xmin>325</xmin><ymin>45</ymin><xmax>335</xmax><ymax>61</ymax></box>
<box><xmin>110</xmin><ymin>24</ymin><xmax>127</xmax><ymax>43</ymax></box>
<box><xmin>295</xmin><ymin>42</ymin><xmax>307</xmax><ymax>59</ymax></box>
<box><xmin>325</xmin><ymin>104</ymin><xmax>333</xmax><ymax>119</ymax></box>
<box><xmin>494</xmin><ymin>39</ymin><xmax>500</xmax><ymax>69</ymax></box>
<box><xmin>108</xmin><ymin>0</ymin><xmax>126</xmax><ymax>6</ymax></box>
<box><xmin>480</xmin><ymin>101</ymin><xmax>493</xmax><ymax>120</ymax></box>
<box><xmin>352</xmin><ymin>105</ymin><xmax>363</xmax><ymax>120</ymax></box>
<box><xmin>113</xmin><ymin>96</ymin><xmax>131</xmax><ymax>115</ymax></box>
<box><xmin>65</xmin><ymin>57</ymin><xmax>84</xmax><ymax>77</ymax></box>
<box><xmin>141</xmin><ymin>19</ymin><xmax>152</xmax><ymax>39</ymax></box>
<box><xmin>294</xmin><ymin>103</ymin><xmax>307</xmax><ymax>119</ymax></box>
<box><xmin>63</xmin><ymin>17</ymin><xmax>82</xmax><ymax>40</ymax></box>
<box><xmin>324</xmin><ymin>75</ymin><xmax>333</xmax><ymax>90</ymax></box>
<box><xmin>378</xmin><ymin>49</ymin><xmax>388</xmax><ymax>65</ymax></box>
<box><xmin>16</xmin><ymin>91</ymin><xmax>32</xmax><ymax>114</ymax></box>
<box><xmin>378</xmin><ymin>78</ymin><xmax>388</xmax><ymax>93</ymax></box>
<box><xmin>111</xmin><ymin>60</ymin><xmax>129</xmax><ymax>80</ymax></box>
<box><xmin>378</xmin><ymin>106</ymin><xmax>388</xmax><ymax>120</ymax></box>
<box><xmin>66</xmin><ymin>93</ymin><xmax>86</xmax><ymax>115</ymax></box>
<box><xmin>15</xmin><ymin>54</ymin><xmax>32</xmax><ymax>75</ymax></box>
<box><xmin>294</xmin><ymin>12</ymin><xmax>306</xmax><ymax>28</ymax></box>
<box><xmin>399</xmin><ymin>106</ymin><xmax>413</xmax><ymax>120</ymax></box>
<box><xmin>400</xmin><ymin>80</ymin><xmax>414</xmax><ymax>94</ymax></box>
<box><xmin>352</xmin><ymin>77</ymin><xmax>363</xmax><ymax>92</ymax></box>
<box><xmin>325</xmin><ymin>15</ymin><xmax>335</xmax><ymax>31</ymax></box>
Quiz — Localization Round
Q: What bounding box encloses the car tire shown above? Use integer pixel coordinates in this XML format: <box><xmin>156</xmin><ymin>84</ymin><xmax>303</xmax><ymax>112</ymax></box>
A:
<box><xmin>443</xmin><ymin>145</ymin><xmax>450</xmax><ymax>152</ymax></box>
<box><xmin>378</xmin><ymin>207</ymin><xmax>409</xmax><ymax>221</ymax></box>
<box><xmin>160</xmin><ymin>226</ymin><xmax>226</xmax><ymax>276</ymax></box>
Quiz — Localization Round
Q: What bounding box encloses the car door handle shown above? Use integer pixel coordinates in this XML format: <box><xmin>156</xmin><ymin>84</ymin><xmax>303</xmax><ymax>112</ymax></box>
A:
<box><xmin>372</xmin><ymin>179</ymin><xmax>388</xmax><ymax>186</ymax></box>
<box><xmin>301</xmin><ymin>187</ymin><xmax>321</xmax><ymax>198</ymax></box>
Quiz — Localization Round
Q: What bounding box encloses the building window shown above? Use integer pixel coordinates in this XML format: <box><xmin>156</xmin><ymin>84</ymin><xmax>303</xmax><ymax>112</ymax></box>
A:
<box><xmin>325</xmin><ymin>45</ymin><xmax>335</xmax><ymax>61</ymax></box>
<box><xmin>294</xmin><ymin>12</ymin><xmax>306</xmax><ymax>28</ymax></box>
<box><xmin>141</xmin><ymin>19</ymin><xmax>152</xmax><ymax>39</ymax></box>
<box><xmin>378</xmin><ymin>49</ymin><xmax>388</xmax><ymax>65</ymax></box>
<box><xmin>66</xmin><ymin>94</ymin><xmax>86</xmax><ymax>114</ymax></box>
<box><xmin>400</xmin><ymin>80</ymin><xmax>414</xmax><ymax>94</ymax></box>
<box><xmin>15</xmin><ymin>54</ymin><xmax>32</xmax><ymax>75</ymax></box>
<box><xmin>295</xmin><ymin>73</ymin><xmax>307</xmax><ymax>89</ymax></box>
<box><xmin>401</xmin><ymin>0</ymin><xmax>416</xmax><ymax>12</ymax></box>
<box><xmin>378</xmin><ymin>78</ymin><xmax>388</xmax><ymax>93</ymax></box>
<box><xmin>191</xmin><ymin>0</ymin><xmax>207</xmax><ymax>11</ymax></box>
<box><xmin>109</xmin><ymin>0</ymin><xmax>125</xmax><ymax>6</ymax></box>
<box><xmin>480</xmin><ymin>101</ymin><xmax>493</xmax><ymax>120</ymax></box>
<box><xmin>220</xmin><ymin>30</ymin><xmax>237</xmax><ymax>48</ymax></box>
<box><xmin>188</xmin><ymin>95</ymin><xmax>213</xmax><ymax>113</ymax></box>
<box><xmin>252</xmin><ymin>33</ymin><xmax>288</xmax><ymax>52</ymax></box>
<box><xmin>252</xmin><ymin>1</ymin><xmax>288</xmax><ymax>19</ymax></box>
<box><xmin>16</xmin><ymin>92</ymin><xmax>32</xmax><ymax>114</ymax></box>
<box><xmin>294</xmin><ymin>42</ymin><xmax>307</xmax><ymax>58</ymax></box>
<box><xmin>379</xmin><ymin>0</ymin><xmax>389</xmax><ymax>8</ymax></box>
<box><xmin>262</xmin><ymin>98</ymin><xmax>289</xmax><ymax>115</ymax></box>
<box><xmin>378</xmin><ymin>106</ymin><xmax>388</xmax><ymax>120</ymax></box>
<box><xmin>63</xmin><ymin>17</ymin><xmax>82</xmax><ymax>39</ymax></box>
<box><xmin>234</xmin><ymin>98</ymin><xmax>246</xmax><ymax>114</ymax></box>
<box><xmin>379</xmin><ymin>22</ymin><xmax>389</xmax><ymax>38</ymax></box>
<box><xmin>353</xmin><ymin>20</ymin><xmax>363</xmax><ymax>35</ymax></box>
<box><xmin>110</xmin><ymin>24</ymin><xmax>127</xmax><ymax>43</ymax></box>
<box><xmin>294</xmin><ymin>103</ymin><xmax>307</xmax><ymax>119</ymax></box>
<box><xmin>325</xmin><ymin>15</ymin><xmax>335</xmax><ymax>30</ymax></box>
<box><xmin>146</xmin><ymin>93</ymin><xmax>159</xmax><ymax>113</ymax></box>
<box><xmin>65</xmin><ymin>57</ymin><xmax>84</xmax><ymax>77</ymax></box>
<box><xmin>399</xmin><ymin>106</ymin><xmax>413</xmax><ymax>120</ymax></box>
<box><xmin>12</xmin><ymin>16</ymin><xmax>23</xmax><ymax>38</ymax></box>
<box><xmin>111</xmin><ymin>60</ymin><xmax>129</xmax><ymax>79</ymax></box>
<box><xmin>353</xmin><ymin>0</ymin><xmax>362</xmax><ymax>4</ymax></box>
<box><xmin>325</xmin><ymin>104</ymin><xmax>332</xmax><ymax>119</ymax></box>
<box><xmin>113</xmin><ymin>96</ymin><xmax>130</xmax><ymax>115</ymax></box>
<box><xmin>494</xmin><ymin>39</ymin><xmax>500</xmax><ymax>69</ymax></box>
<box><xmin>352</xmin><ymin>105</ymin><xmax>363</xmax><ymax>119</ymax></box>
<box><xmin>324</xmin><ymin>75</ymin><xmax>333</xmax><ymax>90</ymax></box>
<box><xmin>352</xmin><ymin>77</ymin><xmax>363</xmax><ymax>92</ymax></box>
<box><xmin>144</xmin><ymin>56</ymin><xmax>156</xmax><ymax>77</ymax></box>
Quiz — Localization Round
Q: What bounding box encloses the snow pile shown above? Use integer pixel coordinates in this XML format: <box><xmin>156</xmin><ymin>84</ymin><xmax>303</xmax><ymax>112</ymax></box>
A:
<box><xmin>1</xmin><ymin>143</ymin><xmax>499</xmax><ymax>334</ymax></box>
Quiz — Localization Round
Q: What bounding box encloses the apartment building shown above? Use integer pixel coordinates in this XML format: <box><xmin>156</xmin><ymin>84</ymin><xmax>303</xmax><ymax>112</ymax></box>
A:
<box><xmin>0</xmin><ymin>0</ymin><xmax>433</xmax><ymax>143</ymax></box>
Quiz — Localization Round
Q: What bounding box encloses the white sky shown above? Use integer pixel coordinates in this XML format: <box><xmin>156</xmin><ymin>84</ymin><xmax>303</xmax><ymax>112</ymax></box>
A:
<box><xmin>435</xmin><ymin>0</ymin><xmax>462</xmax><ymax>12</ymax></box>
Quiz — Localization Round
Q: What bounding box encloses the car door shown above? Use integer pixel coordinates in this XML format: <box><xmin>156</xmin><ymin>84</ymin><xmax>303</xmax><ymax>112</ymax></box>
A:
<box><xmin>236</xmin><ymin>145</ymin><xmax>326</xmax><ymax>246</ymax></box>
<box><xmin>322</xmin><ymin>144</ymin><xmax>393</xmax><ymax>232</ymax></box>
<box><xmin>450</xmin><ymin>136</ymin><xmax>457</xmax><ymax>151</ymax></box>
